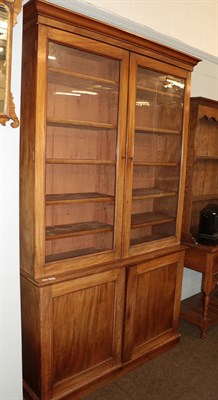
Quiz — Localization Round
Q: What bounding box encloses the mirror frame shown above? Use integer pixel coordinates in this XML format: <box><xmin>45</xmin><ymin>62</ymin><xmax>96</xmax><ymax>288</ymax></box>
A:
<box><xmin>0</xmin><ymin>0</ymin><xmax>21</xmax><ymax>128</ymax></box>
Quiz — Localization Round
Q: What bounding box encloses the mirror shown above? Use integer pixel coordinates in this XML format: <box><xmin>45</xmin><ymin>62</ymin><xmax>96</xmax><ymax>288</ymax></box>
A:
<box><xmin>0</xmin><ymin>0</ymin><xmax>21</xmax><ymax>128</ymax></box>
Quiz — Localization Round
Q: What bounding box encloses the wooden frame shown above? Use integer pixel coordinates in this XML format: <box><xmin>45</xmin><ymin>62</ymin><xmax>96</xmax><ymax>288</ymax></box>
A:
<box><xmin>0</xmin><ymin>0</ymin><xmax>21</xmax><ymax>127</ymax></box>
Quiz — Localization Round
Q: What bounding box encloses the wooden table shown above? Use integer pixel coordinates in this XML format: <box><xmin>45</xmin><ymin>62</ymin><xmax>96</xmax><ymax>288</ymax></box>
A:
<box><xmin>180</xmin><ymin>242</ymin><xmax>218</xmax><ymax>338</ymax></box>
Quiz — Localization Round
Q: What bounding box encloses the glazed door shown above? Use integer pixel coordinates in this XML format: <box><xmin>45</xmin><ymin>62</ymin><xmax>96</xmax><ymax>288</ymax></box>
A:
<box><xmin>35</xmin><ymin>25</ymin><xmax>129</xmax><ymax>277</ymax></box>
<box><xmin>123</xmin><ymin>53</ymin><xmax>190</xmax><ymax>257</ymax></box>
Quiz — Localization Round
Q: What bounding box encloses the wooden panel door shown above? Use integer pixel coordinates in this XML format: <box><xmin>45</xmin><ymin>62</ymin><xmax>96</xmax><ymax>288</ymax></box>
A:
<box><xmin>123</xmin><ymin>53</ymin><xmax>191</xmax><ymax>258</ymax></box>
<box><xmin>39</xmin><ymin>268</ymin><xmax>125</xmax><ymax>399</ymax></box>
<box><xmin>123</xmin><ymin>251</ymin><xmax>184</xmax><ymax>362</ymax></box>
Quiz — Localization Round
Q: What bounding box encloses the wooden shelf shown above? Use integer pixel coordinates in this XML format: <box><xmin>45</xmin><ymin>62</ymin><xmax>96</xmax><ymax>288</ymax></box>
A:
<box><xmin>134</xmin><ymin>161</ymin><xmax>179</xmax><ymax>167</ymax></box>
<box><xmin>192</xmin><ymin>194</ymin><xmax>218</xmax><ymax>202</ymax></box>
<box><xmin>46</xmin><ymin>192</ymin><xmax>114</xmax><ymax>205</ymax></box>
<box><xmin>46</xmin><ymin>158</ymin><xmax>115</xmax><ymax>165</ymax></box>
<box><xmin>136</xmin><ymin>85</ymin><xmax>181</xmax><ymax>98</ymax></box>
<box><xmin>130</xmin><ymin>233</ymin><xmax>170</xmax><ymax>246</ymax></box>
<box><xmin>132</xmin><ymin>187</ymin><xmax>177</xmax><ymax>200</ymax></box>
<box><xmin>135</xmin><ymin>126</ymin><xmax>180</xmax><ymax>135</ymax></box>
<box><xmin>47</xmin><ymin>117</ymin><xmax>116</xmax><ymax>130</ymax></box>
<box><xmin>46</xmin><ymin>221</ymin><xmax>113</xmax><ymax>240</ymax></box>
<box><xmin>48</xmin><ymin>67</ymin><xmax>119</xmax><ymax>89</ymax></box>
<box><xmin>195</xmin><ymin>155</ymin><xmax>218</xmax><ymax>161</ymax></box>
<box><xmin>45</xmin><ymin>247</ymin><xmax>104</xmax><ymax>263</ymax></box>
<box><xmin>131</xmin><ymin>212</ymin><xmax>175</xmax><ymax>229</ymax></box>
<box><xmin>180</xmin><ymin>289</ymin><xmax>218</xmax><ymax>329</ymax></box>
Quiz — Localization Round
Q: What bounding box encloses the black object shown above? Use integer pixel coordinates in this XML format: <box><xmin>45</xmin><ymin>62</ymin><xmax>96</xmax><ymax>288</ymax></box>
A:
<box><xmin>198</xmin><ymin>204</ymin><xmax>218</xmax><ymax>245</ymax></box>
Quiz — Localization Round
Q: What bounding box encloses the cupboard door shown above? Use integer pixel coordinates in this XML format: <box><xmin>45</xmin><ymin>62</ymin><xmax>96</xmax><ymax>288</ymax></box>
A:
<box><xmin>45</xmin><ymin>269</ymin><xmax>125</xmax><ymax>398</ymax></box>
<box><xmin>123</xmin><ymin>251</ymin><xmax>184</xmax><ymax>362</ymax></box>
<box><xmin>123</xmin><ymin>54</ymin><xmax>190</xmax><ymax>257</ymax></box>
<box><xmin>36</xmin><ymin>26</ymin><xmax>128</xmax><ymax>276</ymax></box>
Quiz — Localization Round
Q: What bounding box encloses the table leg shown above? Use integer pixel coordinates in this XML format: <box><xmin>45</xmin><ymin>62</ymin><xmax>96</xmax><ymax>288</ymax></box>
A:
<box><xmin>200</xmin><ymin>253</ymin><xmax>214</xmax><ymax>338</ymax></box>
<box><xmin>201</xmin><ymin>291</ymin><xmax>210</xmax><ymax>338</ymax></box>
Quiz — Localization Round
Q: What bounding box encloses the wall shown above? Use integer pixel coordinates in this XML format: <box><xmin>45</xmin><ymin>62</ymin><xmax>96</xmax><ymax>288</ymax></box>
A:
<box><xmin>83</xmin><ymin>0</ymin><xmax>218</xmax><ymax>58</ymax></box>
<box><xmin>0</xmin><ymin>1</ymin><xmax>217</xmax><ymax>399</ymax></box>
<box><xmin>0</xmin><ymin>10</ymin><xmax>23</xmax><ymax>400</ymax></box>
<box><xmin>191</xmin><ymin>59</ymin><xmax>218</xmax><ymax>99</ymax></box>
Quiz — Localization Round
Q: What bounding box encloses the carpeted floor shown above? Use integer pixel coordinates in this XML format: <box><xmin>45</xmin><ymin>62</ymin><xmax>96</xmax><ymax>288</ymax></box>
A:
<box><xmin>84</xmin><ymin>320</ymin><xmax>218</xmax><ymax>400</ymax></box>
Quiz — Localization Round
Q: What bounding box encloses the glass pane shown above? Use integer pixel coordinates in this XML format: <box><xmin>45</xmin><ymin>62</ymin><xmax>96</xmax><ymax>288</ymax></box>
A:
<box><xmin>0</xmin><ymin>5</ymin><xmax>8</xmax><ymax>113</ymax></box>
<box><xmin>45</xmin><ymin>41</ymin><xmax>120</xmax><ymax>262</ymax></box>
<box><xmin>45</xmin><ymin>203</ymin><xmax>114</xmax><ymax>262</ymax></box>
<box><xmin>46</xmin><ymin>126</ymin><xmax>117</xmax><ymax>161</ymax></box>
<box><xmin>131</xmin><ymin>68</ymin><xmax>185</xmax><ymax>246</ymax></box>
<box><xmin>48</xmin><ymin>42</ymin><xmax>119</xmax><ymax>81</ymax></box>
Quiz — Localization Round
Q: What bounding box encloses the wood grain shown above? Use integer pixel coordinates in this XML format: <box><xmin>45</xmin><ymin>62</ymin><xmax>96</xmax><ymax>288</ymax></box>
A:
<box><xmin>46</xmin><ymin>221</ymin><xmax>113</xmax><ymax>240</ymax></box>
<box><xmin>123</xmin><ymin>251</ymin><xmax>184</xmax><ymax>361</ymax></box>
<box><xmin>46</xmin><ymin>192</ymin><xmax>114</xmax><ymax>205</ymax></box>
